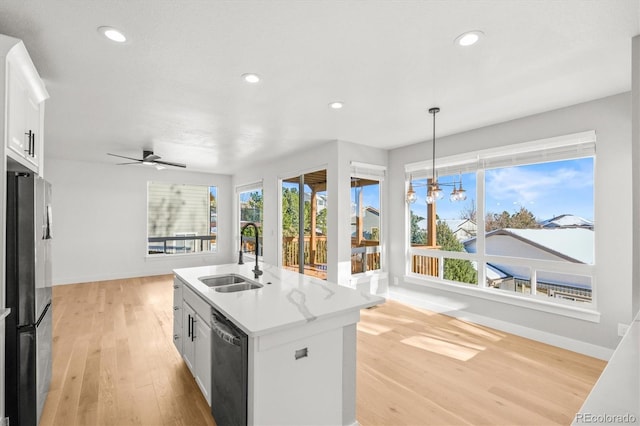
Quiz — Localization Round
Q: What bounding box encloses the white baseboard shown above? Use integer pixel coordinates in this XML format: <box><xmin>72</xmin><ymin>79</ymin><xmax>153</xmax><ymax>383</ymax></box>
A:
<box><xmin>53</xmin><ymin>270</ymin><xmax>172</xmax><ymax>286</ymax></box>
<box><xmin>388</xmin><ymin>287</ymin><xmax>614</xmax><ymax>361</ymax></box>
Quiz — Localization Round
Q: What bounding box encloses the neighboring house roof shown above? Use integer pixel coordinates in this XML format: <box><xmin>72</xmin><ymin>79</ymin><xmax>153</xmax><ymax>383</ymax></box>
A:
<box><xmin>540</xmin><ymin>214</ymin><xmax>594</xmax><ymax>229</ymax></box>
<box><xmin>365</xmin><ymin>206</ymin><xmax>380</xmax><ymax>216</ymax></box>
<box><xmin>465</xmin><ymin>228</ymin><xmax>594</xmax><ymax>264</ymax></box>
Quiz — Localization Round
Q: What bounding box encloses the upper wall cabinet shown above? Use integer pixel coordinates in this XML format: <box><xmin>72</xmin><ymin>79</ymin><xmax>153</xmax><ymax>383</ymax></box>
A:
<box><xmin>3</xmin><ymin>36</ymin><xmax>49</xmax><ymax>175</ymax></box>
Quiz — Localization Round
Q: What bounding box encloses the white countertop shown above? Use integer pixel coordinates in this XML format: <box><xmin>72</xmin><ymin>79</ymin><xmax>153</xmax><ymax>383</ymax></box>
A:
<box><xmin>574</xmin><ymin>312</ymin><xmax>639</xmax><ymax>424</ymax></box>
<box><xmin>174</xmin><ymin>263</ymin><xmax>385</xmax><ymax>337</ymax></box>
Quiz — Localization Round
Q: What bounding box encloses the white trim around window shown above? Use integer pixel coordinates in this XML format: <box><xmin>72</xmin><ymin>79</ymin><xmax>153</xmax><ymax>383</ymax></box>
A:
<box><xmin>404</xmin><ymin>130</ymin><xmax>599</xmax><ymax>321</ymax></box>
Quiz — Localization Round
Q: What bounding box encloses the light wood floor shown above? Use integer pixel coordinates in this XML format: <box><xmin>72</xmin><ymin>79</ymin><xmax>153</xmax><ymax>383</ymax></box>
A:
<box><xmin>41</xmin><ymin>275</ymin><xmax>605</xmax><ymax>426</ymax></box>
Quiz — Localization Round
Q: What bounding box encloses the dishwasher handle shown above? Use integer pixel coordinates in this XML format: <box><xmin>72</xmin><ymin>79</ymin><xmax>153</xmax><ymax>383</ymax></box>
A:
<box><xmin>211</xmin><ymin>314</ymin><xmax>241</xmax><ymax>347</ymax></box>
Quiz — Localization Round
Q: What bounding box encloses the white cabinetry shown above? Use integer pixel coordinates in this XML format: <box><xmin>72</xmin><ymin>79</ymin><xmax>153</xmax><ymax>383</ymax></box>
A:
<box><xmin>172</xmin><ymin>281</ymin><xmax>183</xmax><ymax>354</ymax></box>
<box><xmin>4</xmin><ymin>39</ymin><xmax>48</xmax><ymax>175</ymax></box>
<box><xmin>173</xmin><ymin>278</ymin><xmax>212</xmax><ymax>406</ymax></box>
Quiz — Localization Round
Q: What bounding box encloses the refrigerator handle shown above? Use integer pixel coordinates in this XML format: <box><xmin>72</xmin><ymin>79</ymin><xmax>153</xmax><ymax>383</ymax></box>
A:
<box><xmin>44</xmin><ymin>204</ymin><xmax>52</xmax><ymax>240</ymax></box>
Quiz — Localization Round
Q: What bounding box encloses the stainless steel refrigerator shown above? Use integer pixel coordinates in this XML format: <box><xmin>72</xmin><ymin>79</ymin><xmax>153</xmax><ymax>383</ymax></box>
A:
<box><xmin>5</xmin><ymin>172</ymin><xmax>52</xmax><ymax>426</ymax></box>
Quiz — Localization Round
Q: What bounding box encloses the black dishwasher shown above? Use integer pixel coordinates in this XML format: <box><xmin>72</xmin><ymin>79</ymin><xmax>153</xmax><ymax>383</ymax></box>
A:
<box><xmin>211</xmin><ymin>310</ymin><xmax>248</xmax><ymax>426</ymax></box>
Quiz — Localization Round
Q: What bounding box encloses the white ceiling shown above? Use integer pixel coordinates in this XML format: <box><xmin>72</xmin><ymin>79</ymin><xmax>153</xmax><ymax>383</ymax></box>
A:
<box><xmin>0</xmin><ymin>1</ymin><xmax>638</xmax><ymax>174</ymax></box>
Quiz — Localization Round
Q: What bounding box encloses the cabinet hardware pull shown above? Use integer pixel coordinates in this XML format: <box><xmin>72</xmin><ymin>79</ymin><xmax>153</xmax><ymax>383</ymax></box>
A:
<box><xmin>191</xmin><ymin>316</ymin><xmax>196</xmax><ymax>342</ymax></box>
<box><xmin>31</xmin><ymin>132</ymin><xmax>35</xmax><ymax>156</ymax></box>
<box><xmin>173</xmin><ymin>334</ymin><xmax>179</xmax><ymax>340</ymax></box>
<box><xmin>187</xmin><ymin>314</ymin><xmax>192</xmax><ymax>338</ymax></box>
<box><xmin>24</xmin><ymin>130</ymin><xmax>33</xmax><ymax>155</ymax></box>
<box><xmin>295</xmin><ymin>347</ymin><xmax>309</xmax><ymax>360</ymax></box>
<box><xmin>173</xmin><ymin>306</ymin><xmax>179</xmax><ymax>311</ymax></box>
<box><xmin>173</xmin><ymin>285</ymin><xmax>180</xmax><ymax>289</ymax></box>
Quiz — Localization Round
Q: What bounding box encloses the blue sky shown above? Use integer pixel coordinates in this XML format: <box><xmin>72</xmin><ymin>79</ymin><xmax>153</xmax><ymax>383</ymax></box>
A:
<box><xmin>412</xmin><ymin>157</ymin><xmax>594</xmax><ymax>222</ymax></box>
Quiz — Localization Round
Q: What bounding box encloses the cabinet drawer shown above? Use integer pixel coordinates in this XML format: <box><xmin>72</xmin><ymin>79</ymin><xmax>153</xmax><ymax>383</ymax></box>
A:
<box><xmin>183</xmin><ymin>284</ymin><xmax>211</xmax><ymax>321</ymax></box>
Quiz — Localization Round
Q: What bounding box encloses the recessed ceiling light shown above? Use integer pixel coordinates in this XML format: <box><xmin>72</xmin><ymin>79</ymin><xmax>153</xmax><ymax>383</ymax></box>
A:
<box><xmin>455</xmin><ymin>30</ymin><xmax>483</xmax><ymax>47</ymax></box>
<box><xmin>242</xmin><ymin>73</ymin><xmax>261</xmax><ymax>83</ymax></box>
<box><xmin>329</xmin><ymin>101</ymin><xmax>344</xmax><ymax>109</ymax></box>
<box><xmin>98</xmin><ymin>26</ymin><xmax>127</xmax><ymax>43</ymax></box>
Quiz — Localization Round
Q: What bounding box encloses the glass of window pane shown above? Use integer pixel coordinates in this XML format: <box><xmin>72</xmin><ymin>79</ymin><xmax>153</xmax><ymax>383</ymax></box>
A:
<box><xmin>351</xmin><ymin>177</ymin><xmax>381</xmax><ymax>274</ymax></box>
<box><xmin>536</xmin><ymin>270</ymin><xmax>592</xmax><ymax>303</ymax></box>
<box><xmin>147</xmin><ymin>183</ymin><xmax>217</xmax><ymax>255</ymax></box>
<box><xmin>239</xmin><ymin>189</ymin><xmax>263</xmax><ymax>257</ymax></box>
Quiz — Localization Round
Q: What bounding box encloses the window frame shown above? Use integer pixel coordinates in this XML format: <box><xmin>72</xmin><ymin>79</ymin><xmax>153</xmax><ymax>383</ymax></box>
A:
<box><xmin>404</xmin><ymin>131</ymin><xmax>600</xmax><ymax>322</ymax></box>
<box><xmin>237</xmin><ymin>182</ymin><xmax>264</xmax><ymax>262</ymax></box>
<box><xmin>350</xmin><ymin>162</ymin><xmax>386</xmax><ymax>277</ymax></box>
<box><xmin>146</xmin><ymin>181</ymin><xmax>218</xmax><ymax>257</ymax></box>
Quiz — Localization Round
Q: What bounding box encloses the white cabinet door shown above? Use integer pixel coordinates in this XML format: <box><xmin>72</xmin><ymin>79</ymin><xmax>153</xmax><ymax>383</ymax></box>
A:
<box><xmin>182</xmin><ymin>303</ymin><xmax>196</xmax><ymax>373</ymax></box>
<box><xmin>6</xmin><ymin>63</ymin><xmax>28</xmax><ymax>158</ymax></box>
<box><xmin>194</xmin><ymin>314</ymin><xmax>212</xmax><ymax>406</ymax></box>
<box><xmin>24</xmin><ymin>94</ymin><xmax>41</xmax><ymax>168</ymax></box>
<box><xmin>6</xmin><ymin>46</ymin><xmax>44</xmax><ymax>173</ymax></box>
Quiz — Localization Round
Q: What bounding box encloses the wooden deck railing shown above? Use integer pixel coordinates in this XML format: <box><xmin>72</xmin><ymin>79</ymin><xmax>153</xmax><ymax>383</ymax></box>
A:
<box><xmin>410</xmin><ymin>245</ymin><xmax>440</xmax><ymax>277</ymax></box>
<box><xmin>282</xmin><ymin>236</ymin><xmax>328</xmax><ymax>267</ymax></box>
<box><xmin>282</xmin><ymin>236</ymin><xmax>382</xmax><ymax>274</ymax></box>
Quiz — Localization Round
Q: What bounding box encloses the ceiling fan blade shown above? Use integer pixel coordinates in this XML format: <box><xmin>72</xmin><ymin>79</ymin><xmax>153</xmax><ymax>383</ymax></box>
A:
<box><xmin>156</xmin><ymin>160</ymin><xmax>187</xmax><ymax>168</ymax></box>
<box><xmin>116</xmin><ymin>161</ymin><xmax>143</xmax><ymax>165</ymax></box>
<box><xmin>108</xmin><ymin>153</ymin><xmax>141</xmax><ymax>161</ymax></box>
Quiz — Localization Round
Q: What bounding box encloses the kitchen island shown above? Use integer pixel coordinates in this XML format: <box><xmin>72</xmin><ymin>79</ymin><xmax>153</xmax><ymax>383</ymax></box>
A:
<box><xmin>173</xmin><ymin>262</ymin><xmax>384</xmax><ymax>426</ymax></box>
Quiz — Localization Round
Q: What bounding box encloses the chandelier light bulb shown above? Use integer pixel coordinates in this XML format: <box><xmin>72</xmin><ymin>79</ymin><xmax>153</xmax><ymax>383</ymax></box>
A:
<box><xmin>432</xmin><ymin>183</ymin><xmax>444</xmax><ymax>200</ymax></box>
<box><xmin>426</xmin><ymin>192</ymin><xmax>435</xmax><ymax>205</ymax></box>
<box><xmin>406</xmin><ymin>182</ymin><xmax>417</xmax><ymax>204</ymax></box>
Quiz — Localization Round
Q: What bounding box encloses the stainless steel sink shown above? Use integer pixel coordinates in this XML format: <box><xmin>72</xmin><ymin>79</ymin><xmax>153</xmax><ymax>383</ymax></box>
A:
<box><xmin>199</xmin><ymin>274</ymin><xmax>246</xmax><ymax>287</ymax></box>
<box><xmin>215</xmin><ymin>283</ymin><xmax>263</xmax><ymax>293</ymax></box>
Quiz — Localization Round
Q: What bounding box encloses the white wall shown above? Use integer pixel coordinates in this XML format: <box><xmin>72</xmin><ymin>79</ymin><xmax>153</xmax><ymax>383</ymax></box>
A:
<box><xmin>46</xmin><ymin>158</ymin><xmax>234</xmax><ymax>284</ymax></box>
<box><xmin>45</xmin><ymin>94</ymin><xmax>633</xmax><ymax>354</ymax></box>
<box><xmin>233</xmin><ymin>140</ymin><xmax>388</xmax><ymax>291</ymax></box>
<box><xmin>632</xmin><ymin>36</ymin><xmax>640</xmax><ymax>319</ymax></box>
<box><xmin>388</xmin><ymin>92</ymin><xmax>632</xmax><ymax>352</ymax></box>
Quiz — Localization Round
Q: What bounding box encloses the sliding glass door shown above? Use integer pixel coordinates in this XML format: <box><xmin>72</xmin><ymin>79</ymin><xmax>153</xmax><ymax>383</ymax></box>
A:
<box><xmin>281</xmin><ymin>169</ymin><xmax>327</xmax><ymax>280</ymax></box>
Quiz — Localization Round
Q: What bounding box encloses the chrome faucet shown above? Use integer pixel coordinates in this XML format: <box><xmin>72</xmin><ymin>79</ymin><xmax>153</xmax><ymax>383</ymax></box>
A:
<box><xmin>239</xmin><ymin>222</ymin><xmax>262</xmax><ymax>279</ymax></box>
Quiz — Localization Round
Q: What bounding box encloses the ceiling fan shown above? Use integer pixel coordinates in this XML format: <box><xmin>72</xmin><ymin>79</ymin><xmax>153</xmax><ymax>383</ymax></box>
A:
<box><xmin>107</xmin><ymin>150</ymin><xmax>186</xmax><ymax>169</ymax></box>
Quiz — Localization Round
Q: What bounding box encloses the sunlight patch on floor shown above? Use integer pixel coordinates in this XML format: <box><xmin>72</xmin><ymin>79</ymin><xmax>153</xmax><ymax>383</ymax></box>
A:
<box><xmin>401</xmin><ymin>334</ymin><xmax>482</xmax><ymax>361</ymax></box>
<box><xmin>357</xmin><ymin>322</ymin><xmax>393</xmax><ymax>335</ymax></box>
<box><xmin>360</xmin><ymin>310</ymin><xmax>415</xmax><ymax>324</ymax></box>
<box><xmin>448</xmin><ymin>318</ymin><xmax>506</xmax><ymax>341</ymax></box>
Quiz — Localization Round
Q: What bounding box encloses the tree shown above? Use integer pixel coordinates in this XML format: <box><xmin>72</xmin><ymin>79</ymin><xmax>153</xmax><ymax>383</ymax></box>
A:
<box><xmin>437</xmin><ymin>221</ymin><xmax>477</xmax><ymax>284</ymax></box>
<box><xmin>410</xmin><ymin>211</ymin><xmax>426</xmax><ymax>245</ymax></box>
<box><xmin>485</xmin><ymin>206</ymin><xmax>540</xmax><ymax>231</ymax></box>
<box><xmin>281</xmin><ymin>187</ymin><xmax>300</xmax><ymax>237</ymax></box>
<box><xmin>459</xmin><ymin>198</ymin><xmax>477</xmax><ymax>222</ymax></box>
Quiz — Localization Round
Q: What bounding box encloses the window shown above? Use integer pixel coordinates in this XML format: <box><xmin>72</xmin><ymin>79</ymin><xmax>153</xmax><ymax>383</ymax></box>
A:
<box><xmin>147</xmin><ymin>182</ymin><xmax>217</xmax><ymax>255</ymax></box>
<box><xmin>351</xmin><ymin>162</ymin><xmax>385</xmax><ymax>274</ymax></box>
<box><xmin>407</xmin><ymin>131</ymin><xmax>596</xmax><ymax>307</ymax></box>
<box><xmin>281</xmin><ymin>169</ymin><xmax>328</xmax><ymax>280</ymax></box>
<box><xmin>238</xmin><ymin>185</ymin><xmax>263</xmax><ymax>258</ymax></box>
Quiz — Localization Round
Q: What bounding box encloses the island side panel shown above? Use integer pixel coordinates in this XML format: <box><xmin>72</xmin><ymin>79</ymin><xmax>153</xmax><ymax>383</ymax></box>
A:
<box><xmin>251</xmin><ymin>327</ymin><xmax>344</xmax><ymax>425</ymax></box>
<box><xmin>342</xmin><ymin>323</ymin><xmax>357</xmax><ymax>426</ymax></box>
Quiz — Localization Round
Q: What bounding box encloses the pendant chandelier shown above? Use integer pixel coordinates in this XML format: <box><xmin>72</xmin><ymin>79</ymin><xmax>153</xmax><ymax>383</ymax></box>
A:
<box><xmin>406</xmin><ymin>107</ymin><xmax>467</xmax><ymax>204</ymax></box>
